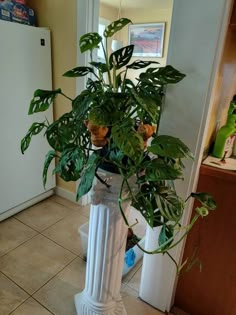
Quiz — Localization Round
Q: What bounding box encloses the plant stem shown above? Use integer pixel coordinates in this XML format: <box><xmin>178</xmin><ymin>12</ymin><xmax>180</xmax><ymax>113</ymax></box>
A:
<box><xmin>135</xmin><ymin>213</ymin><xmax>201</xmax><ymax>255</ymax></box>
<box><xmin>95</xmin><ymin>172</ymin><xmax>111</xmax><ymax>188</ymax></box>
<box><xmin>60</xmin><ymin>92</ymin><xmax>73</xmax><ymax>102</ymax></box>
<box><xmin>102</xmin><ymin>39</ymin><xmax>112</xmax><ymax>86</ymax></box>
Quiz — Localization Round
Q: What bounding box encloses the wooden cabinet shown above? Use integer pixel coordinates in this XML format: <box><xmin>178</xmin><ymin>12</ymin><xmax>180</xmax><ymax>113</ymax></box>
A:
<box><xmin>174</xmin><ymin>165</ymin><xmax>236</xmax><ymax>315</ymax></box>
<box><xmin>230</xmin><ymin>0</ymin><xmax>236</xmax><ymax>29</ymax></box>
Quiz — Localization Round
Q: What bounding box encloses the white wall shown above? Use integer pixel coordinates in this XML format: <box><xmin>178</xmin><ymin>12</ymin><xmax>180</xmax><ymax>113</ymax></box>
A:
<box><xmin>140</xmin><ymin>0</ymin><xmax>233</xmax><ymax>312</ymax></box>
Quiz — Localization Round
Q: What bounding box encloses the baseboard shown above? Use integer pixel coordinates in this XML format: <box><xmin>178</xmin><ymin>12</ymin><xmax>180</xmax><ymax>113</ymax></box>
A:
<box><xmin>55</xmin><ymin>186</ymin><xmax>90</xmax><ymax>206</ymax></box>
<box><xmin>0</xmin><ymin>189</ymin><xmax>54</xmax><ymax>221</ymax></box>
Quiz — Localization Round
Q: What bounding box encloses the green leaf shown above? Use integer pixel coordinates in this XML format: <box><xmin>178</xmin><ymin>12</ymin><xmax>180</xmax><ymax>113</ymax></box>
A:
<box><xmin>104</xmin><ymin>18</ymin><xmax>131</xmax><ymax>38</ymax></box>
<box><xmin>127</xmin><ymin>60</ymin><xmax>159</xmax><ymax>70</ymax></box>
<box><xmin>131</xmin><ymin>185</ymin><xmax>163</xmax><ymax>227</ymax></box>
<box><xmin>145</xmin><ymin>158</ymin><xmax>183</xmax><ymax>181</ymax></box>
<box><xmin>131</xmin><ymin>89</ymin><xmax>160</xmax><ymax>122</ymax></box>
<box><xmin>131</xmin><ymin>192</ymin><xmax>155</xmax><ymax>227</ymax></box>
<box><xmin>28</xmin><ymin>89</ymin><xmax>61</xmax><ymax>115</ymax></box>
<box><xmin>112</xmin><ymin>123</ymin><xmax>144</xmax><ymax>163</ymax></box>
<box><xmin>88</xmin><ymin>106</ymin><xmax>122</xmax><ymax>126</ymax></box>
<box><xmin>46</xmin><ymin>112</ymin><xmax>77</xmax><ymax>151</ymax></box>
<box><xmin>148</xmin><ymin>135</ymin><xmax>193</xmax><ymax>159</ymax></box>
<box><xmin>109</xmin><ymin>45</ymin><xmax>134</xmax><ymax>70</ymax></box>
<box><xmin>21</xmin><ymin>122</ymin><xmax>46</xmax><ymax>154</ymax></box>
<box><xmin>155</xmin><ymin>65</ymin><xmax>186</xmax><ymax>84</ymax></box>
<box><xmin>139</xmin><ymin>65</ymin><xmax>185</xmax><ymax>86</ymax></box>
<box><xmin>79</xmin><ymin>32</ymin><xmax>102</xmax><ymax>53</ymax></box>
<box><xmin>43</xmin><ymin>150</ymin><xmax>57</xmax><ymax>188</ymax></box>
<box><xmin>90</xmin><ymin>62</ymin><xmax>108</xmax><ymax>73</ymax></box>
<box><xmin>191</xmin><ymin>192</ymin><xmax>216</xmax><ymax>210</ymax></box>
<box><xmin>76</xmin><ymin>152</ymin><xmax>100</xmax><ymax>201</ymax></box>
<box><xmin>63</xmin><ymin>66</ymin><xmax>94</xmax><ymax>77</ymax></box>
<box><xmin>155</xmin><ymin>187</ymin><xmax>184</xmax><ymax>222</ymax></box>
<box><xmin>72</xmin><ymin>90</ymin><xmax>92</xmax><ymax>120</ymax></box>
<box><xmin>158</xmin><ymin>225</ymin><xmax>174</xmax><ymax>249</ymax></box>
<box><xmin>53</xmin><ymin>147</ymin><xmax>85</xmax><ymax>182</ymax></box>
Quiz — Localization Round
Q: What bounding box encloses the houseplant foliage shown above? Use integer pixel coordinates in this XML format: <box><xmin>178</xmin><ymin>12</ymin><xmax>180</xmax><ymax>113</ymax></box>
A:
<box><xmin>21</xmin><ymin>18</ymin><xmax>216</xmax><ymax>267</ymax></box>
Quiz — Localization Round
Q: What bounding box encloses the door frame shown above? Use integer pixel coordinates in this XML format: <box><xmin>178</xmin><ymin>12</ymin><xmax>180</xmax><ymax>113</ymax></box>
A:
<box><xmin>76</xmin><ymin>0</ymin><xmax>99</xmax><ymax>205</ymax></box>
<box><xmin>77</xmin><ymin>0</ymin><xmax>233</xmax><ymax>311</ymax></box>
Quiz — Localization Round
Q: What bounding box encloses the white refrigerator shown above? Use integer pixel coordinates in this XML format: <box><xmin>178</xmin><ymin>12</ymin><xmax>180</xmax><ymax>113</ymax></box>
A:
<box><xmin>0</xmin><ymin>20</ymin><xmax>55</xmax><ymax>220</ymax></box>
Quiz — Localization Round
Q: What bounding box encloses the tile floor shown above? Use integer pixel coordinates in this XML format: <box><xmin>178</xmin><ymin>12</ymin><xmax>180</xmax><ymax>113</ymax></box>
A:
<box><xmin>0</xmin><ymin>195</ymin><xmax>172</xmax><ymax>315</ymax></box>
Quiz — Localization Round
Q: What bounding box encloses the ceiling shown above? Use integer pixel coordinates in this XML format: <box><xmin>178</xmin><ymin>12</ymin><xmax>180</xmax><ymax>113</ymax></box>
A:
<box><xmin>100</xmin><ymin>0</ymin><xmax>173</xmax><ymax>10</ymax></box>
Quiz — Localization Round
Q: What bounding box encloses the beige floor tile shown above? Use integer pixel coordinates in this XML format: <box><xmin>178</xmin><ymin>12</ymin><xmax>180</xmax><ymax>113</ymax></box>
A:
<box><xmin>123</xmin><ymin>295</ymin><xmax>164</xmax><ymax>315</ymax></box>
<box><xmin>42</xmin><ymin>211</ymin><xmax>88</xmax><ymax>256</ymax></box>
<box><xmin>11</xmin><ymin>297</ymin><xmax>53</xmax><ymax>315</ymax></box>
<box><xmin>121</xmin><ymin>283</ymin><xmax>139</xmax><ymax>298</ymax></box>
<box><xmin>122</xmin><ymin>259</ymin><xmax>142</xmax><ymax>284</ymax></box>
<box><xmin>0</xmin><ymin>234</ymin><xmax>76</xmax><ymax>294</ymax></box>
<box><xmin>126</xmin><ymin>264</ymin><xmax>142</xmax><ymax>292</ymax></box>
<box><xmin>34</xmin><ymin>257</ymin><xmax>86</xmax><ymax>315</ymax></box>
<box><xmin>0</xmin><ymin>218</ymin><xmax>37</xmax><ymax>257</ymax></box>
<box><xmin>51</xmin><ymin>195</ymin><xmax>91</xmax><ymax>218</ymax></box>
<box><xmin>14</xmin><ymin>199</ymin><xmax>75</xmax><ymax>232</ymax></box>
<box><xmin>0</xmin><ymin>272</ymin><xmax>29</xmax><ymax>315</ymax></box>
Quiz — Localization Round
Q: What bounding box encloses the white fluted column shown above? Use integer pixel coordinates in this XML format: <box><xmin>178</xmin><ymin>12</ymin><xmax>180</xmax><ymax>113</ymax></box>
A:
<box><xmin>75</xmin><ymin>172</ymin><xmax>130</xmax><ymax>315</ymax></box>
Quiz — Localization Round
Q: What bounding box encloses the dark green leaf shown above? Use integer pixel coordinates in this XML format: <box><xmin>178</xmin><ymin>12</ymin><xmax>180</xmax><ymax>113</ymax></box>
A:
<box><xmin>72</xmin><ymin>90</ymin><xmax>92</xmax><ymax>119</ymax></box>
<box><xmin>131</xmin><ymin>186</ymin><xmax>162</xmax><ymax>227</ymax></box>
<box><xmin>53</xmin><ymin>147</ymin><xmax>85</xmax><ymax>182</ymax></box>
<box><xmin>139</xmin><ymin>65</ymin><xmax>185</xmax><ymax>86</ymax></box>
<box><xmin>158</xmin><ymin>225</ymin><xmax>174</xmax><ymax>249</ymax></box>
<box><xmin>145</xmin><ymin>158</ymin><xmax>183</xmax><ymax>181</ymax></box>
<box><xmin>28</xmin><ymin>89</ymin><xmax>61</xmax><ymax>114</ymax></box>
<box><xmin>21</xmin><ymin>122</ymin><xmax>46</xmax><ymax>154</ymax></box>
<box><xmin>43</xmin><ymin>150</ymin><xmax>57</xmax><ymax>187</ymax></box>
<box><xmin>63</xmin><ymin>66</ymin><xmax>94</xmax><ymax>77</ymax></box>
<box><xmin>76</xmin><ymin>152</ymin><xmax>100</xmax><ymax>201</ymax></box>
<box><xmin>112</xmin><ymin>123</ymin><xmax>144</xmax><ymax>163</ymax></box>
<box><xmin>86</xmin><ymin>78</ymin><xmax>103</xmax><ymax>92</ymax></box>
<box><xmin>79</xmin><ymin>32</ymin><xmax>102</xmax><ymax>53</ymax></box>
<box><xmin>148</xmin><ymin>135</ymin><xmax>193</xmax><ymax>159</ymax></box>
<box><xmin>127</xmin><ymin>60</ymin><xmax>159</xmax><ymax>70</ymax></box>
<box><xmin>131</xmin><ymin>90</ymin><xmax>160</xmax><ymax>122</ymax></box>
<box><xmin>191</xmin><ymin>192</ymin><xmax>217</xmax><ymax>210</ymax></box>
<box><xmin>90</xmin><ymin>62</ymin><xmax>108</xmax><ymax>73</ymax></box>
<box><xmin>155</xmin><ymin>187</ymin><xmax>184</xmax><ymax>221</ymax></box>
<box><xmin>88</xmin><ymin>106</ymin><xmax>122</xmax><ymax>126</ymax></box>
<box><xmin>155</xmin><ymin>65</ymin><xmax>186</xmax><ymax>84</ymax></box>
<box><xmin>109</xmin><ymin>45</ymin><xmax>134</xmax><ymax>70</ymax></box>
<box><xmin>46</xmin><ymin>112</ymin><xmax>76</xmax><ymax>151</ymax></box>
<box><xmin>104</xmin><ymin>18</ymin><xmax>131</xmax><ymax>38</ymax></box>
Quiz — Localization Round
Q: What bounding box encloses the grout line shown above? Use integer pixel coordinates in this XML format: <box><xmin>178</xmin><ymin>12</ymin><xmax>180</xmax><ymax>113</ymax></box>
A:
<box><xmin>32</xmin><ymin>255</ymin><xmax>80</xmax><ymax>297</ymax></box>
<box><xmin>0</xmin><ymin>233</ymin><xmax>39</xmax><ymax>259</ymax></box>
<box><xmin>39</xmin><ymin>232</ymin><xmax>81</xmax><ymax>257</ymax></box>
<box><xmin>0</xmin><ymin>270</ymin><xmax>31</xmax><ymax>296</ymax></box>
<box><xmin>30</xmin><ymin>296</ymin><xmax>55</xmax><ymax>314</ymax></box>
<box><xmin>8</xmin><ymin>296</ymin><xmax>31</xmax><ymax>315</ymax></box>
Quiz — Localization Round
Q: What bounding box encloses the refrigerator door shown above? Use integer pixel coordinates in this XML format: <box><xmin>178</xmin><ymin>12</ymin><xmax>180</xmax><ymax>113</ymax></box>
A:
<box><xmin>0</xmin><ymin>21</ymin><xmax>55</xmax><ymax>216</ymax></box>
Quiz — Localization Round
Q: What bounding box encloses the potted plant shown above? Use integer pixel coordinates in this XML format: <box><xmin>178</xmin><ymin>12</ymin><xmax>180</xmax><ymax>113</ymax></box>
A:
<box><xmin>21</xmin><ymin>18</ymin><xmax>216</xmax><ymax>315</ymax></box>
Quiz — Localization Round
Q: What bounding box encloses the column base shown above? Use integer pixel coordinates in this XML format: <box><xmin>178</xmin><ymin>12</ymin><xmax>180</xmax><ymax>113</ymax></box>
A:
<box><xmin>74</xmin><ymin>291</ymin><xmax>127</xmax><ymax>315</ymax></box>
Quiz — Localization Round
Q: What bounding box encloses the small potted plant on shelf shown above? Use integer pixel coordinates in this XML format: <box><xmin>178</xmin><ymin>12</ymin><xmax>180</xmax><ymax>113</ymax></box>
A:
<box><xmin>21</xmin><ymin>18</ymin><xmax>216</xmax><ymax>314</ymax></box>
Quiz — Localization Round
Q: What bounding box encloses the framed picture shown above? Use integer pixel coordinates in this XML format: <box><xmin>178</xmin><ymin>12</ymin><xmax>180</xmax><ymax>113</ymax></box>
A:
<box><xmin>128</xmin><ymin>22</ymin><xmax>165</xmax><ymax>58</ymax></box>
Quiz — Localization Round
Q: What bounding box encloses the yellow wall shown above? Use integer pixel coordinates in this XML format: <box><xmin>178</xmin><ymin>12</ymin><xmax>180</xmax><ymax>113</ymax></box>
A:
<box><xmin>99</xmin><ymin>4</ymin><xmax>173</xmax><ymax>82</ymax></box>
<box><xmin>28</xmin><ymin>0</ymin><xmax>77</xmax><ymax>193</ymax></box>
<box><xmin>100</xmin><ymin>3</ymin><xmax>117</xmax><ymax>21</ymax></box>
<box><xmin>120</xmin><ymin>8</ymin><xmax>173</xmax><ymax>68</ymax></box>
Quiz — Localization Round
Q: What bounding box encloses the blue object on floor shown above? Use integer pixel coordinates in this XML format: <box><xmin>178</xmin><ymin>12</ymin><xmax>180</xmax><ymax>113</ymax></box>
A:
<box><xmin>125</xmin><ymin>248</ymin><xmax>136</xmax><ymax>267</ymax></box>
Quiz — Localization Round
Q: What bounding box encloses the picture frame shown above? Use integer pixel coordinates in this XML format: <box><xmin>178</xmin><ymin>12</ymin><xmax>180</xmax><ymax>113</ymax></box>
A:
<box><xmin>128</xmin><ymin>22</ymin><xmax>165</xmax><ymax>58</ymax></box>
